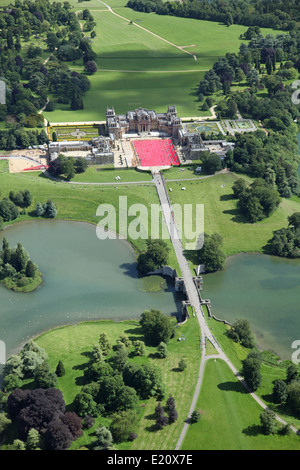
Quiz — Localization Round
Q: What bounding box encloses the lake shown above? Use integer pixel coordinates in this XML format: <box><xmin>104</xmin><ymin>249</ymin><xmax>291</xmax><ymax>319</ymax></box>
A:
<box><xmin>0</xmin><ymin>220</ymin><xmax>182</xmax><ymax>358</ymax></box>
<box><xmin>202</xmin><ymin>253</ymin><xmax>300</xmax><ymax>360</ymax></box>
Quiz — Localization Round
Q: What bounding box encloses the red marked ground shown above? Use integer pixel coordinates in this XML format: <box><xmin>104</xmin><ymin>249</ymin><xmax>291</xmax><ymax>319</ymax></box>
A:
<box><xmin>132</xmin><ymin>139</ymin><xmax>180</xmax><ymax>167</ymax></box>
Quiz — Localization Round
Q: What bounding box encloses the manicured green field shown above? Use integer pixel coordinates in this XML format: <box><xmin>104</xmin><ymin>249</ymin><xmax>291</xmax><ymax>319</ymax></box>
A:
<box><xmin>44</xmin><ymin>70</ymin><xmax>205</xmax><ymax>122</ymax></box>
<box><xmin>70</xmin><ymin>167</ymin><xmax>153</xmax><ymax>183</ymax></box>
<box><xmin>181</xmin><ymin>358</ymin><xmax>300</xmax><ymax>450</ymax></box>
<box><xmin>165</xmin><ymin>172</ymin><xmax>300</xmax><ymax>256</ymax></box>
<box><xmin>34</xmin><ymin>315</ymin><xmax>201</xmax><ymax>450</ymax></box>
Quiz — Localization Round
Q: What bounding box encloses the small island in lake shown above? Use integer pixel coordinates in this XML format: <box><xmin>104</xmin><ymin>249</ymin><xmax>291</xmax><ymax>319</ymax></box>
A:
<box><xmin>0</xmin><ymin>237</ymin><xmax>43</xmax><ymax>293</ymax></box>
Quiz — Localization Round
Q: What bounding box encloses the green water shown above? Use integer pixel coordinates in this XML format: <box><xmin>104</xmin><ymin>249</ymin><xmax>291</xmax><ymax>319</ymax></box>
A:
<box><xmin>0</xmin><ymin>221</ymin><xmax>182</xmax><ymax>358</ymax></box>
<box><xmin>202</xmin><ymin>253</ymin><xmax>300</xmax><ymax>360</ymax></box>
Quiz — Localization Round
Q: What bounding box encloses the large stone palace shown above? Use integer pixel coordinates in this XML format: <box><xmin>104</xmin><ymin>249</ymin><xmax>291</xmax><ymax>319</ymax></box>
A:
<box><xmin>105</xmin><ymin>105</ymin><xmax>182</xmax><ymax>140</ymax></box>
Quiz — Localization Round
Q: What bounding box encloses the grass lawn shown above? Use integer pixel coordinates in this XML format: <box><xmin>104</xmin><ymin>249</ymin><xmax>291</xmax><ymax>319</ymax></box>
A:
<box><xmin>70</xmin><ymin>167</ymin><xmax>153</xmax><ymax>183</ymax></box>
<box><xmin>165</xmin><ymin>172</ymin><xmax>300</xmax><ymax>257</ymax></box>
<box><xmin>181</xmin><ymin>358</ymin><xmax>300</xmax><ymax>450</ymax></box>
<box><xmin>34</xmin><ymin>315</ymin><xmax>201</xmax><ymax>450</ymax></box>
<box><xmin>44</xmin><ymin>70</ymin><xmax>205</xmax><ymax>122</ymax></box>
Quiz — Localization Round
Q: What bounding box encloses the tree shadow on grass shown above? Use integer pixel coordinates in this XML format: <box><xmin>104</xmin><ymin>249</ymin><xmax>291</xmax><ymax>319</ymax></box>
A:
<box><xmin>220</xmin><ymin>193</ymin><xmax>235</xmax><ymax>202</ymax></box>
<box><xmin>171</xmin><ymin>367</ymin><xmax>184</xmax><ymax>373</ymax></box>
<box><xmin>242</xmin><ymin>424</ymin><xmax>262</xmax><ymax>436</ymax></box>
<box><xmin>124</xmin><ymin>326</ymin><xmax>145</xmax><ymax>344</ymax></box>
<box><xmin>145</xmin><ymin>412</ymin><xmax>156</xmax><ymax>421</ymax></box>
<box><xmin>217</xmin><ymin>381</ymin><xmax>248</xmax><ymax>394</ymax></box>
<box><xmin>145</xmin><ymin>423</ymin><xmax>158</xmax><ymax>433</ymax></box>
<box><xmin>75</xmin><ymin>375</ymin><xmax>86</xmax><ymax>387</ymax></box>
<box><xmin>72</xmin><ymin>361</ymin><xmax>89</xmax><ymax>371</ymax></box>
<box><xmin>184</xmin><ymin>249</ymin><xmax>199</xmax><ymax>266</ymax></box>
<box><xmin>222</xmin><ymin>208</ymin><xmax>249</xmax><ymax>223</ymax></box>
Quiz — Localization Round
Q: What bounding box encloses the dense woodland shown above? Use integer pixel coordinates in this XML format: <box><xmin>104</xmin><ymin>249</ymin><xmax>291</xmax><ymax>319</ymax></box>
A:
<box><xmin>126</xmin><ymin>0</ymin><xmax>300</xmax><ymax>30</ymax></box>
<box><xmin>0</xmin><ymin>0</ymin><xmax>97</xmax><ymax>150</ymax></box>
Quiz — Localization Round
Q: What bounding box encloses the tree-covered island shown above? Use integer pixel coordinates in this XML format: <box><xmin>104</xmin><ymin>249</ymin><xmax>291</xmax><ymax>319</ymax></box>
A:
<box><xmin>0</xmin><ymin>237</ymin><xmax>42</xmax><ymax>292</ymax></box>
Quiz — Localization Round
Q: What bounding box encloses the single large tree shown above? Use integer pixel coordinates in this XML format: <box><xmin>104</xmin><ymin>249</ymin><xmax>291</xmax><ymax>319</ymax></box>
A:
<box><xmin>241</xmin><ymin>351</ymin><xmax>262</xmax><ymax>391</ymax></box>
<box><xmin>140</xmin><ymin>309</ymin><xmax>175</xmax><ymax>346</ymax></box>
<box><xmin>197</xmin><ymin>233</ymin><xmax>225</xmax><ymax>273</ymax></box>
<box><xmin>137</xmin><ymin>239</ymin><xmax>170</xmax><ymax>275</ymax></box>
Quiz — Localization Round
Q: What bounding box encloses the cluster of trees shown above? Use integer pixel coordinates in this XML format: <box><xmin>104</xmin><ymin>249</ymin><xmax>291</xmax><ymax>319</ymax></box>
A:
<box><xmin>9</xmin><ymin>189</ymin><xmax>32</xmax><ymax>208</ymax></box>
<box><xmin>226</xmin><ymin>132</ymin><xmax>300</xmax><ymax>199</ymax></box>
<box><xmin>0</xmin><ymin>189</ymin><xmax>32</xmax><ymax>222</ymax></box>
<box><xmin>139</xmin><ymin>309</ymin><xmax>176</xmax><ymax>346</ymax></box>
<box><xmin>232</xmin><ymin>178</ymin><xmax>280</xmax><ymax>223</ymax></box>
<box><xmin>255</xmin><ymin>363</ymin><xmax>300</xmax><ymax>436</ymax></box>
<box><xmin>2</xmin><ymin>340</ymin><xmax>62</xmax><ymax>392</ymax></box>
<box><xmin>0</xmin><ymin>127</ymin><xmax>48</xmax><ymax>151</ymax></box>
<box><xmin>1</xmin><ymin>340</ymin><xmax>78</xmax><ymax>450</ymax></box>
<box><xmin>70</xmin><ymin>311</ymin><xmax>176</xmax><ymax>446</ymax></box>
<box><xmin>35</xmin><ymin>199</ymin><xmax>58</xmax><ymax>218</ymax></box>
<box><xmin>267</xmin><ymin>212</ymin><xmax>300</xmax><ymax>258</ymax></box>
<box><xmin>70</xmin><ymin>314</ymin><xmax>174</xmax><ymax>446</ymax></box>
<box><xmin>0</xmin><ymin>238</ymin><xmax>40</xmax><ymax>289</ymax></box>
<box><xmin>154</xmin><ymin>395</ymin><xmax>178</xmax><ymax>430</ymax></box>
<box><xmin>227</xmin><ymin>319</ymin><xmax>255</xmax><ymax>349</ymax></box>
<box><xmin>198</xmin><ymin>55</ymin><xmax>252</xmax><ymax>98</ymax></box>
<box><xmin>48</xmin><ymin>154</ymin><xmax>88</xmax><ymax>180</ymax></box>
<box><xmin>0</xmin><ymin>198</ymin><xmax>19</xmax><ymax>222</ymax></box>
<box><xmin>126</xmin><ymin>0</ymin><xmax>300</xmax><ymax>30</ymax></box>
<box><xmin>6</xmin><ymin>387</ymin><xmax>82</xmax><ymax>450</ymax></box>
<box><xmin>0</xmin><ymin>189</ymin><xmax>57</xmax><ymax>225</ymax></box>
<box><xmin>200</xmin><ymin>151</ymin><xmax>223</xmax><ymax>175</ymax></box>
<box><xmin>272</xmin><ymin>364</ymin><xmax>300</xmax><ymax>417</ymax></box>
<box><xmin>137</xmin><ymin>239</ymin><xmax>170</xmax><ymax>275</ymax></box>
<box><xmin>196</xmin><ymin>232</ymin><xmax>226</xmax><ymax>273</ymax></box>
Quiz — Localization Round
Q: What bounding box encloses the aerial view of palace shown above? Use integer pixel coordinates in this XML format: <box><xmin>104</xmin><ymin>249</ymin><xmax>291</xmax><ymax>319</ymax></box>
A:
<box><xmin>0</xmin><ymin>0</ymin><xmax>300</xmax><ymax>453</ymax></box>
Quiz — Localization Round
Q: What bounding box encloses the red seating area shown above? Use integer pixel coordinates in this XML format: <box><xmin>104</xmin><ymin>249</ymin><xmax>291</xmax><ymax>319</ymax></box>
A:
<box><xmin>23</xmin><ymin>165</ymin><xmax>49</xmax><ymax>171</ymax></box>
<box><xmin>132</xmin><ymin>139</ymin><xmax>180</xmax><ymax>167</ymax></box>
